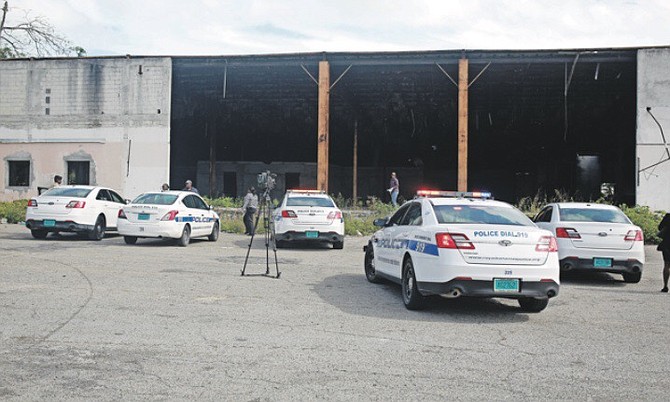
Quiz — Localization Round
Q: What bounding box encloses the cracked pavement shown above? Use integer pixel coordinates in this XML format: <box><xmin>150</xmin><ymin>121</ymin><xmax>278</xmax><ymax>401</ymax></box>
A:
<box><xmin>0</xmin><ymin>224</ymin><xmax>669</xmax><ymax>400</ymax></box>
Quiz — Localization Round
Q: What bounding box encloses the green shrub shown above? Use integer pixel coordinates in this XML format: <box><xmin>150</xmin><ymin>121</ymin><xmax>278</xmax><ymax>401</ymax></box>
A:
<box><xmin>204</xmin><ymin>197</ymin><xmax>244</xmax><ymax>208</ymax></box>
<box><xmin>0</xmin><ymin>200</ymin><xmax>27</xmax><ymax>224</ymax></box>
<box><xmin>620</xmin><ymin>205</ymin><xmax>665</xmax><ymax>245</ymax></box>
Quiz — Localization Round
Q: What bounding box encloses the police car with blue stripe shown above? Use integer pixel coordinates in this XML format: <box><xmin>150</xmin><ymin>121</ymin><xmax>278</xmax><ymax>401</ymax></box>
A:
<box><xmin>118</xmin><ymin>191</ymin><xmax>219</xmax><ymax>246</ymax></box>
<box><xmin>363</xmin><ymin>191</ymin><xmax>560</xmax><ymax>312</ymax></box>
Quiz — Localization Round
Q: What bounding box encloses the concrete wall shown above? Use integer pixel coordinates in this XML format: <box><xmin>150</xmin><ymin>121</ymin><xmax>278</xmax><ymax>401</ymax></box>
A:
<box><xmin>0</xmin><ymin>57</ymin><xmax>172</xmax><ymax>201</ymax></box>
<box><xmin>637</xmin><ymin>49</ymin><xmax>670</xmax><ymax>211</ymax></box>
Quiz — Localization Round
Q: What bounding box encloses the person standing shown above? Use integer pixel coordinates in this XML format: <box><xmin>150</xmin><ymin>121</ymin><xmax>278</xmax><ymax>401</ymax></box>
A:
<box><xmin>658</xmin><ymin>213</ymin><xmax>670</xmax><ymax>292</ymax></box>
<box><xmin>389</xmin><ymin>172</ymin><xmax>400</xmax><ymax>207</ymax></box>
<box><xmin>242</xmin><ymin>187</ymin><xmax>259</xmax><ymax>236</ymax></box>
<box><xmin>53</xmin><ymin>175</ymin><xmax>63</xmax><ymax>188</ymax></box>
<box><xmin>182</xmin><ymin>180</ymin><xmax>199</xmax><ymax>194</ymax></box>
<box><xmin>161</xmin><ymin>183</ymin><xmax>170</xmax><ymax>192</ymax></box>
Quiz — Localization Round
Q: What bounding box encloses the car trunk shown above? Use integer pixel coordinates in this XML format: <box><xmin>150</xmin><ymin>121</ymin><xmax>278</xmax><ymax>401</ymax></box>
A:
<box><xmin>33</xmin><ymin>197</ymin><xmax>75</xmax><ymax>216</ymax></box>
<box><xmin>124</xmin><ymin>205</ymin><xmax>171</xmax><ymax>223</ymax></box>
<box><xmin>562</xmin><ymin>223</ymin><xmax>635</xmax><ymax>250</ymax></box>
<box><xmin>293</xmin><ymin>207</ymin><xmax>332</xmax><ymax>226</ymax></box>
<box><xmin>448</xmin><ymin>225</ymin><xmax>550</xmax><ymax>266</ymax></box>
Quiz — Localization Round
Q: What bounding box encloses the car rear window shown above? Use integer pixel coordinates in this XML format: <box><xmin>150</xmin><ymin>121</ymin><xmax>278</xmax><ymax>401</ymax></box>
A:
<box><xmin>286</xmin><ymin>196</ymin><xmax>335</xmax><ymax>208</ymax></box>
<box><xmin>132</xmin><ymin>193</ymin><xmax>178</xmax><ymax>205</ymax></box>
<box><xmin>41</xmin><ymin>187</ymin><xmax>92</xmax><ymax>198</ymax></box>
<box><xmin>559</xmin><ymin>208</ymin><xmax>630</xmax><ymax>223</ymax></box>
<box><xmin>433</xmin><ymin>205</ymin><xmax>534</xmax><ymax>226</ymax></box>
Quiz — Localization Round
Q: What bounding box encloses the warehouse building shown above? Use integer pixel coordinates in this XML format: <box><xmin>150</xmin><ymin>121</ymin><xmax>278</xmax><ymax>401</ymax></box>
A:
<box><xmin>1</xmin><ymin>47</ymin><xmax>669</xmax><ymax>209</ymax></box>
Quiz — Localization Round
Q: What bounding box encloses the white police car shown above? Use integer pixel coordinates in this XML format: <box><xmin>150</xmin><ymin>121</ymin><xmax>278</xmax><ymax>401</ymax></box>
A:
<box><xmin>273</xmin><ymin>190</ymin><xmax>345</xmax><ymax>249</ymax></box>
<box><xmin>363</xmin><ymin>191</ymin><xmax>560</xmax><ymax>312</ymax></box>
<box><xmin>117</xmin><ymin>191</ymin><xmax>219</xmax><ymax>246</ymax></box>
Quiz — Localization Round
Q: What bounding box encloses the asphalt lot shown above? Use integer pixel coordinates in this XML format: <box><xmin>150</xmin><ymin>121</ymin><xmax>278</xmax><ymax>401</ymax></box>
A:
<box><xmin>1</xmin><ymin>224</ymin><xmax>669</xmax><ymax>401</ymax></box>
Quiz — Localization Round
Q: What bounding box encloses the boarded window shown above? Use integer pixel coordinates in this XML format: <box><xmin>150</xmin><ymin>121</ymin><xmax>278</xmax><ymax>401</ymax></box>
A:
<box><xmin>8</xmin><ymin>161</ymin><xmax>30</xmax><ymax>187</ymax></box>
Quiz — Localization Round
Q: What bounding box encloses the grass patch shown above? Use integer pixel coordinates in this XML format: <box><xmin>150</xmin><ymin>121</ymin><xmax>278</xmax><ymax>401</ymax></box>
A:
<box><xmin>0</xmin><ymin>200</ymin><xmax>27</xmax><ymax>223</ymax></box>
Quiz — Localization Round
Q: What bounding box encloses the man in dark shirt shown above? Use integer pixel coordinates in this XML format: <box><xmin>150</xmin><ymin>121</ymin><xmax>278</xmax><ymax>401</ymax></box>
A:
<box><xmin>658</xmin><ymin>213</ymin><xmax>670</xmax><ymax>292</ymax></box>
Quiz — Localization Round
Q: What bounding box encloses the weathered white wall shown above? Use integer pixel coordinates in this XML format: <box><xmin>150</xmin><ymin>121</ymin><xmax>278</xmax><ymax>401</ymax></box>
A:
<box><xmin>0</xmin><ymin>57</ymin><xmax>171</xmax><ymax>201</ymax></box>
<box><xmin>637</xmin><ymin>48</ymin><xmax>670</xmax><ymax>211</ymax></box>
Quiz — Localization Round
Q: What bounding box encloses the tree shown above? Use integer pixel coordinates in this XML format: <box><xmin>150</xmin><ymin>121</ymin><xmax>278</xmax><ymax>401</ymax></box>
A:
<box><xmin>0</xmin><ymin>1</ymin><xmax>85</xmax><ymax>58</ymax></box>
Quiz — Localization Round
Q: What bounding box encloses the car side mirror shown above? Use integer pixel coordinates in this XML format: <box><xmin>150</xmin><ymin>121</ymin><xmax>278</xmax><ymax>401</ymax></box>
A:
<box><xmin>209</xmin><ymin>205</ymin><xmax>213</xmax><ymax>210</ymax></box>
<box><xmin>373</xmin><ymin>217</ymin><xmax>389</xmax><ymax>227</ymax></box>
<box><xmin>125</xmin><ymin>199</ymin><xmax>131</xmax><ymax>204</ymax></box>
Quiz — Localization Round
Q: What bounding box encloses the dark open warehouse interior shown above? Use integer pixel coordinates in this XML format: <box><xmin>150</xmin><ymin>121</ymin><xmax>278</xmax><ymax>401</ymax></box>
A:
<box><xmin>170</xmin><ymin>49</ymin><xmax>636</xmax><ymax>204</ymax></box>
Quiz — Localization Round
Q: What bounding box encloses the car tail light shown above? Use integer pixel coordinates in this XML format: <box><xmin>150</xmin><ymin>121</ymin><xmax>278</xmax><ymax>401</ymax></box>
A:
<box><xmin>28</xmin><ymin>199</ymin><xmax>38</xmax><ymax>207</ymax></box>
<box><xmin>624</xmin><ymin>229</ymin><xmax>643</xmax><ymax>241</ymax></box>
<box><xmin>327</xmin><ymin>211</ymin><xmax>342</xmax><ymax>219</ymax></box>
<box><xmin>435</xmin><ymin>233</ymin><xmax>475</xmax><ymax>249</ymax></box>
<box><xmin>66</xmin><ymin>200</ymin><xmax>86</xmax><ymax>208</ymax></box>
<box><xmin>281</xmin><ymin>210</ymin><xmax>297</xmax><ymax>218</ymax></box>
<box><xmin>556</xmin><ymin>227</ymin><xmax>581</xmax><ymax>239</ymax></box>
<box><xmin>536</xmin><ymin>236</ymin><xmax>558</xmax><ymax>252</ymax></box>
<box><xmin>118</xmin><ymin>209</ymin><xmax>127</xmax><ymax>219</ymax></box>
<box><xmin>161</xmin><ymin>210</ymin><xmax>179</xmax><ymax>221</ymax></box>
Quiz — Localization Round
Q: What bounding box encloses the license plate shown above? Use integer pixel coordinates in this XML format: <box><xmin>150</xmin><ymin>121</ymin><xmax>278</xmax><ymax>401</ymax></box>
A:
<box><xmin>43</xmin><ymin>220</ymin><xmax>56</xmax><ymax>227</ymax></box>
<box><xmin>593</xmin><ymin>258</ymin><xmax>612</xmax><ymax>268</ymax></box>
<box><xmin>138</xmin><ymin>213</ymin><xmax>150</xmax><ymax>221</ymax></box>
<box><xmin>494</xmin><ymin>278</ymin><xmax>520</xmax><ymax>292</ymax></box>
<box><xmin>305</xmin><ymin>231</ymin><xmax>319</xmax><ymax>239</ymax></box>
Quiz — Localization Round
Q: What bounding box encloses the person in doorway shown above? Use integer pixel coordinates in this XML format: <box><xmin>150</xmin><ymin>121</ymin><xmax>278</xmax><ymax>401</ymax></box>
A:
<box><xmin>161</xmin><ymin>183</ymin><xmax>170</xmax><ymax>192</ymax></box>
<box><xmin>182</xmin><ymin>180</ymin><xmax>199</xmax><ymax>194</ymax></box>
<box><xmin>658</xmin><ymin>213</ymin><xmax>670</xmax><ymax>292</ymax></box>
<box><xmin>53</xmin><ymin>175</ymin><xmax>63</xmax><ymax>188</ymax></box>
<box><xmin>242</xmin><ymin>187</ymin><xmax>259</xmax><ymax>236</ymax></box>
<box><xmin>388</xmin><ymin>172</ymin><xmax>399</xmax><ymax>207</ymax></box>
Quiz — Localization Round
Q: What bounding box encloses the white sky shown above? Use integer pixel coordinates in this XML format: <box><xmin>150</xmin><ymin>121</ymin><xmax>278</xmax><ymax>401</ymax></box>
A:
<box><xmin>6</xmin><ymin>0</ymin><xmax>670</xmax><ymax>56</ymax></box>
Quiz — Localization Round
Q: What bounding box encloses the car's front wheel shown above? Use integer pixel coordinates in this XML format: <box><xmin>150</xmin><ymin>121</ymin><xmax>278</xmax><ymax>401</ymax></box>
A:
<box><xmin>364</xmin><ymin>243</ymin><xmax>382</xmax><ymax>284</ymax></box>
<box><xmin>88</xmin><ymin>216</ymin><xmax>106</xmax><ymax>241</ymax></box>
<box><xmin>31</xmin><ymin>229</ymin><xmax>48</xmax><ymax>239</ymax></box>
<box><xmin>124</xmin><ymin>236</ymin><xmax>138</xmax><ymax>245</ymax></box>
<box><xmin>518</xmin><ymin>297</ymin><xmax>549</xmax><ymax>312</ymax></box>
<box><xmin>208</xmin><ymin>222</ymin><xmax>220</xmax><ymax>242</ymax></box>
<box><xmin>177</xmin><ymin>225</ymin><xmax>191</xmax><ymax>247</ymax></box>
<box><xmin>333</xmin><ymin>240</ymin><xmax>344</xmax><ymax>249</ymax></box>
<box><xmin>622</xmin><ymin>272</ymin><xmax>642</xmax><ymax>283</ymax></box>
<box><xmin>401</xmin><ymin>257</ymin><xmax>427</xmax><ymax>310</ymax></box>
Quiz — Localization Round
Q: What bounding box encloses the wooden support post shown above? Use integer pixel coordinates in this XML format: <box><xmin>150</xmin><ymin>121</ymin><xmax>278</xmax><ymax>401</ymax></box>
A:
<box><xmin>458</xmin><ymin>57</ymin><xmax>468</xmax><ymax>192</ymax></box>
<box><xmin>317</xmin><ymin>61</ymin><xmax>330</xmax><ymax>192</ymax></box>
<box><xmin>208</xmin><ymin>122</ymin><xmax>217</xmax><ymax>197</ymax></box>
<box><xmin>353</xmin><ymin>119</ymin><xmax>358</xmax><ymax>202</ymax></box>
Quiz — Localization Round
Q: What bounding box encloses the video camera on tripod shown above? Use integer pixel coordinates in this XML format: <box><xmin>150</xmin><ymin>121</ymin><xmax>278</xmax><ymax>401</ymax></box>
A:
<box><xmin>257</xmin><ymin>171</ymin><xmax>277</xmax><ymax>194</ymax></box>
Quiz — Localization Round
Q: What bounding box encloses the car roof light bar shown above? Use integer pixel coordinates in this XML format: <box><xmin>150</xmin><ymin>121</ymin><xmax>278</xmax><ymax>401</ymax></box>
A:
<box><xmin>416</xmin><ymin>190</ymin><xmax>493</xmax><ymax>199</ymax></box>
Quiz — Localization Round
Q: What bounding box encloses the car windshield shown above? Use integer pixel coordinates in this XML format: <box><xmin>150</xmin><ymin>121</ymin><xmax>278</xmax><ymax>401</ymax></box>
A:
<box><xmin>286</xmin><ymin>196</ymin><xmax>335</xmax><ymax>208</ymax></box>
<box><xmin>559</xmin><ymin>208</ymin><xmax>630</xmax><ymax>223</ymax></box>
<box><xmin>433</xmin><ymin>205</ymin><xmax>534</xmax><ymax>226</ymax></box>
<box><xmin>41</xmin><ymin>187</ymin><xmax>92</xmax><ymax>198</ymax></box>
<box><xmin>132</xmin><ymin>193</ymin><xmax>178</xmax><ymax>205</ymax></box>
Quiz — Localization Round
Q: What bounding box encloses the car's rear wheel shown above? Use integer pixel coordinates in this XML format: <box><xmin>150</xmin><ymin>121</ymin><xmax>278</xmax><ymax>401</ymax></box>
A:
<box><xmin>518</xmin><ymin>297</ymin><xmax>549</xmax><ymax>313</ymax></box>
<box><xmin>333</xmin><ymin>240</ymin><xmax>344</xmax><ymax>249</ymax></box>
<box><xmin>177</xmin><ymin>225</ymin><xmax>191</xmax><ymax>247</ymax></box>
<box><xmin>401</xmin><ymin>257</ymin><xmax>427</xmax><ymax>310</ymax></box>
<box><xmin>364</xmin><ymin>243</ymin><xmax>382</xmax><ymax>283</ymax></box>
<box><xmin>622</xmin><ymin>272</ymin><xmax>642</xmax><ymax>283</ymax></box>
<box><xmin>88</xmin><ymin>216</ymin><xmax>106</xmax><ymax>241</ymax></box>
<box><xmin>31</xmin><ymin>229</ymin><xmax>48</xmax><ymax>239</ymax></box>
<box><xmin>124</xmin><ymin>236</ymin><xmax>138</xmax><ymax>245</ymax></box>
<box><xmin>208</xmin><ymin>222</ymin><xmax>220</xmax><ymax>241</ymax></box>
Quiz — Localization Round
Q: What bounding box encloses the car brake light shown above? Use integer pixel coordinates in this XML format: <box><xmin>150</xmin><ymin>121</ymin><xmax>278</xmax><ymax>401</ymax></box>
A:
<box><xmin>281</xmin><ymin>210</ymin><xmax>297</xmax><ymax>218</ymax></box>
<box><xmin>28</xmin><ymin>199</ymin><xmax>38</xmax><ymax>207</ymax></box>
<box><xmin>536</xmin><ymin>236</ymin><xmax>558</xmax><ymax>252</ymax></box>
<box><xmin>66</xmin><ymin>200</ymin><xmax>86</xmax><ymax>208</ymax></box>
<box><xmin>118</xmin><ymin>209</ymin><xmax>127</xmax><ymax>219</ymax></box>
<box><xmin>556</xmin><ymin>227</ymin><xmax>581</xmax><ymax>239</ymax></box>
<box><xmin>161</xmin><ymin>210</ymin><xmax>179</xmax><ymax>221</ymax></box>
<box><xmin>327</xmin><ymin>211</ymin><xmax>342</xmax><ymax>219</ymax></box>
<box><xmin>624</xmin><ymin>229</ymin><xmax>643</xmax><ymax>241</ymax></box>
<box><xmin>435</xmin><ymin>233</ymin><xmax>475</xmax><ymax>249</ymax></box>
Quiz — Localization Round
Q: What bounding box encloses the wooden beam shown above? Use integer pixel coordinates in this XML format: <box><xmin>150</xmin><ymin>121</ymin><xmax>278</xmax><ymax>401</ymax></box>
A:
<box><xmin>458</xmin><ymin>57</ymin><xmax>468</xmax><ymax>192</ymax></box>
<box><xmin>317</xmin><ymin>60</ymin><xmax>330</xmax><ymax>192</ymax></box>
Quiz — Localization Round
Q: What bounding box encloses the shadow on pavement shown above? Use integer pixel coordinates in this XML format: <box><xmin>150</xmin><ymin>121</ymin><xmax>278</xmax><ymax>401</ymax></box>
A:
<box><xmin>313</xmin><ymin>273</ymin><xmax>532</xmax><ymax>324</ymax></box>
<box><xmin>560</xmin><ymin>270</ymin><xmax>626</xmax><ymax>287</ymax></box>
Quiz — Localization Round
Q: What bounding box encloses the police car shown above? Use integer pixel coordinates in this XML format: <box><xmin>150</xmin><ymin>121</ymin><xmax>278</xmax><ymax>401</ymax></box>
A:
<box><xmin>363</xmin><ymin>191</ymin><xmax>560</xmax><ymax>312</ymax></box>
<box><xmin>117</xmin><ymin>191</ymin><xmax>219</xmax><ymax>246</ymax></box>
<box><xmin>273</xmin><ymin>190</ymin><xmax>345</xmax><ymax>249</ymax></box>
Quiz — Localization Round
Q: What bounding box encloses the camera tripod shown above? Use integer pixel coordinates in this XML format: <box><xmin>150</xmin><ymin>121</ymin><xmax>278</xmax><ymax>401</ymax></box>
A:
<box><xmin>241</xmin><ymin>189</ymin><xmax>281</xmax><ymax>278</ymax></box>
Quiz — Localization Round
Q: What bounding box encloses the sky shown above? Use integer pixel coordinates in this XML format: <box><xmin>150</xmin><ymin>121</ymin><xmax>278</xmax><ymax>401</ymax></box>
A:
<box><xmin>5</xmin><ymin>0</ymin><xmax>670</xmax><ymax>56</ymax></box>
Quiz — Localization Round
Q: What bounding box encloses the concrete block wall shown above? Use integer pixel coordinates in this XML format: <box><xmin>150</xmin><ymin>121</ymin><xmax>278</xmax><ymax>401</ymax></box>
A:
<box><xmin>637</xmin><ymin>49</ymin><xmax>670</xmax><ymax>211</ymax></box>
<box><xmin>0</xmin><ymin>57</ymin><xmax>172</xmax><ymax>201</ymax></box>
